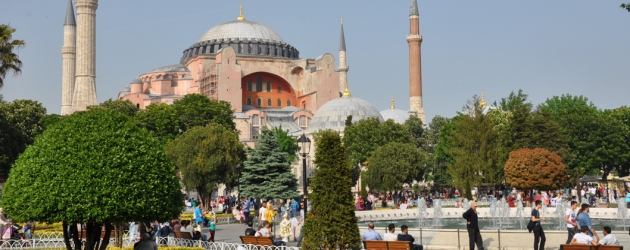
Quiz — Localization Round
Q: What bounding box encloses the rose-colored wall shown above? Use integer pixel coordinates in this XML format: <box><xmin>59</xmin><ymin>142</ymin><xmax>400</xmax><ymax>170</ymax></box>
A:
<box><xmin>241</xmin><ymin>72</ymin><xmax>297</xmax><ymax>108</ymax></box>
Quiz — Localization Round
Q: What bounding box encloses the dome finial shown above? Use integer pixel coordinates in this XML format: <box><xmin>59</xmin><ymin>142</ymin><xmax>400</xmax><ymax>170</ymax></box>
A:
<box><xmin>342</xmin><ymin>85</ymin><xmax>352</xmax><ymax>97</ymax></box>
<box><xmin>390</xmin><ymin>94</ymin><xmax>396</xmax><ymax>109</ymax></box>
<box><xmin>237</xmin><ymin>3</ymin><xmax>245</xmax><ymax>21</ymax></box>
<box><xmin>480</xmin><ymin>90</ymin><xmax>487</xmax><ymax>107</ymax></box>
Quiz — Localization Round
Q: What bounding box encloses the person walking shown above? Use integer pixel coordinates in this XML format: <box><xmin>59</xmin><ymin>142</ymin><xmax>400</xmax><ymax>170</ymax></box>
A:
<box><xmin>576</xmin><ymin>204</ymin><xmax>599</xmax><ymax>239</ymax></box>
<box><xmin>531</xmin><ymin>200</ymin><xmax>547</xmax><ymax>250</ymax></box>
<box><xmin>208</xmin><ymin>211</ymin><xmax>217</xmax><ymax>242</ymax></box>
<box><xmin>462</xmin><ymin>201</ymin><xmax>484</xmax><ymax>250</ymax></box>
<box><xmin>564</xmin><ymin>201</ymin><xmax>578</xmax><ymax>244</ymax></box>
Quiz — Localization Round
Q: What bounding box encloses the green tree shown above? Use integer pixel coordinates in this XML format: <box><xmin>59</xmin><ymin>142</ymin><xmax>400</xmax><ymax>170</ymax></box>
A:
<box><xmin>363</xmin><ymin>142</ymin><xmax>425</xmax><ymax>192</ymax></box>
<box><xmin>0</xmin><ymin>24</ymin><xmax>25</xmax><ymax>88</ymax></box>
<box><xmin>302</xmin><ymin>130</ymin><xmax>361</xmax><ymax>250</ymax></box>
<box><xmin>607</xmin><ymin>106</ymin><xmax>630</xmax><ymax>177</ymax></box>
<box><xmin>622</xmin><ymin>3</ymin><xmax>630</xmax><ymax>11</ymax></box>
<box><xmin>540</xmin><ymin>94</ymin><xmax>627</xmax><ymax>200</ymax></box>
<box><xmin>2</xmin><ymin>109</ymin><xmax>182</xmax><ymax>250</ymax></box>
<box><xmin>404</xmin><ymin>115</ymin><xmax>425</xmax><ymax>149</ymax></box>
<box><xmin>166</xmin><ymin>123</ymin><xmax>244</xmax><ymax>209</ymax></box>
<box><xmin>87</xmin><ymin>98</ymin><xmax>138</xmax><ymax>117</ymax></box>
<box><xmin>344</xmin><ymin>118</ymin><xmax>409</xmax><ymax>167</ymax></box>
<box><xmin>493</xmin><ymin>89</ymin><xmax>532</xmax><ymax>112</ymax></box>
<box><xmin>273</xmin><ymin>126</ymin><xmax>299</xmax><ymax>163</ymax></box>
<box><xmin>445</xmin><ymin>96</ymin><xmax>500</xmax><ymax>199</ymax></box>
<box><xmin>504</xmin><ymin>148</ymin><xmax>566</xmax><ymax>190</ymax></box>
<box><xmin>0</xmin><ymin>99</ymin><xmax>47</xmax><ymax>176</ymax></box>
<box><xmin>421</xmin><ymin>116</ymin><xmax>452</xmax><ymax>188</ymax></box>
<box><xmin>240</xmin><ymin>127</ymin><xmax>299</xmax><ymax>200</ymax></box>
<box><xmin>172</xmin><ymin>94</ymin><xmax>235</xmax><ymax>132</ymax></box>
<box><xmin>136</xmin><ymin>103</ymin><xmax>180</xmax><ymax>143</ymax></box>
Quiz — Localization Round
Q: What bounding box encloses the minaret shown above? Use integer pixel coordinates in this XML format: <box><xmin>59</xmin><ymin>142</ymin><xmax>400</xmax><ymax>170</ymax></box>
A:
<box><xmin>72</xmin><ymin>0</ymin><xmax>98</xmax><ymax>112</ymax></box>
<box><xmin>339</xmin><ymin>18</ymin><xmax>351</xmax><ymax>97</ymax></box>
<box><xmin>60</xmin><ymin>0</ymin><xmax>76</xmax><ymax>115</ymax></box>
<box><xmin>408</xmin><ymin>0</ymin><xmax>426</xmax><ymax>124</ymax></box>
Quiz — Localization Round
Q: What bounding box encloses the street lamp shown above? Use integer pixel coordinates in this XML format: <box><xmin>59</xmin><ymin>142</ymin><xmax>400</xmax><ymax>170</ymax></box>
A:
<box><xmin>297</xmin><ymin>134</ymin><xmax>311</xmax><ymax>219</ymax></box>
<box><xmin>236</xmin><ymin>163</ymin><xmax>241</xmax><ymax>204</ymax></box>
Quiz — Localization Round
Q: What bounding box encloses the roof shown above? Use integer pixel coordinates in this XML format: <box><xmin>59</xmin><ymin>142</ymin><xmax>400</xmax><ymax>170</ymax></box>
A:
<box><xmin>308</xmin><ymin>96</ymin><xmax>383</xmax><ymax>132</ymax></box>
<box><xmin>148</xmin><ymin>64</ymin><xmax>190</xmax><ymax>73</ymax></box>
<box><xmin>199</xmin><ymin>20</ymin><xmax>284</xmax><ymax>44</ymax></box>
<box><xmin>380</xmin><ymin>109</ymin><xmax>412</xmax><ymax>124</ymax></box>
<box><xmin>64</xmin><ymin>0</ymin><xmax>76</xmax><ymax>26</ymax></box>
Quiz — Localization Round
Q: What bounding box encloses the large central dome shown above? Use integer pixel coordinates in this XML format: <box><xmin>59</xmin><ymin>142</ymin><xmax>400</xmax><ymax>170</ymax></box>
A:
<box><xmin>199</xmin><ymin>20</ymin><xmax>284</xmax><ymax>44</ymax></box>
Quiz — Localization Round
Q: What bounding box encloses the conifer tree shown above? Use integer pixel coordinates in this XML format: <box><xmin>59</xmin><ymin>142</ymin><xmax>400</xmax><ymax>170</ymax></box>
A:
<box><xmin>302</xmin><ymin>130</ymin><xmax>361</xmax><ymax>250</ymax></box>
<box><xmin>240</xmin><ymin>127</ymin><xmax>299</xmax><ymax>200</ymax></box>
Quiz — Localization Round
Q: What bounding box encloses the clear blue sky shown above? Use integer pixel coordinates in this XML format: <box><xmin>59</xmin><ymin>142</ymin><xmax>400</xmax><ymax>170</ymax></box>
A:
<box><xmin>1</xmin><ymin>1</ymin><xmax>629</xmax><ymax>122</ymax></box>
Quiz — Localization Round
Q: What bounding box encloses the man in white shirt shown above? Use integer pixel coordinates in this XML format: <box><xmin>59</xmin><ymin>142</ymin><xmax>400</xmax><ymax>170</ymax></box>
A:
<box><xmin>571</xmin><ymin>226</ymin><xmax>599</xmax><ymax>246</ymax></box>
<box><xmin>564</xmin><ymin>201</ymin><xmax>578</xmax><ymax>244</ymax></box>
<box><xmin>598</xmin><ymin>227</ymin><xmax>620</xmax><ymax>246</ymax></box>
<box><xmin>383</xmin><ymin>224</ymin><xmax>398</xmax><ymax>241</ymax></box>
<box><xmin>259</xmin><ymin>201</ymin><xmax>267</xmax><ymax>226</ymax></box>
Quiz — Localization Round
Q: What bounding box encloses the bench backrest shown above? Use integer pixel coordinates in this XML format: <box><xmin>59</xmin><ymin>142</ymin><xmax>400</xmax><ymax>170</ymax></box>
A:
<box><xmin>387</xmin><ymin>241</ymin><xmax>413</xmax><ymax>250</ymax></box>
<box><xmin>364</xmin><ymin>240</ymin><xmax>389</xmax><ymax>250</ymax></box>
<box><xmin>256</xmin><ymin>237</ymin><xmax>275</xmax><ymax>246</ymax></box>
<box><xmin>240</xmin><ymin>236</ymin><xmax>259</xmax><ymax>245</ymax></box>
<box><xmin>175</xmin><ymin>231</ymin><xmax>193</xmax><ymax>239</ymax></box>
<box><xmin>560</xmin><ymin>244</ymin><xmax>623</xmax><ymax>250</ymax></box>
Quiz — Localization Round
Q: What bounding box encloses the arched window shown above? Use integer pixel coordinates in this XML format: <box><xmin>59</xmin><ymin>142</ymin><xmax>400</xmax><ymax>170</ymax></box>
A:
<box><xmin>277</xmin><ymin>99</ymin><xmax>282</xmax><ymax>107</ymax></box>
<box><xmin>256</xmin><ymin>77</ymin><xmax>263</xmax><ymax>92</ymax></box>
<box><xmin>246</xmin><ymin>97</ymin><xmax>252</xmax><ymax>106</ymax></box>
<box><xmin>267</xmin><ymin>98</ymin><xmax>272</xmax><ymax>107</ymax></box>
<box><xmin>278</xmin><ymin>86</ymin><xmax>282</xmax><ymax>93</ymax></box>
<box><xmin>287</xmin><ymin>99</ymin><xmax>292</xmax><ymax>107</ymax></box>
<box><xmin>301</xmin><ymin>101</ymin><xmax>306</xmax><ymax>109</ymax></box>
<box><xmin>136</xmin><ymin>103</ymin><xmax>140</xmax><ymax>109</ymax></box>
<box><xmin>266</xmin><ymin>82</ymin><xmax>271</xmax><ymax>92</ymax></box>
<box><xmin>257</xmin><ymin>98</ymin><xmax>262</xmax><ymax>107</ymax></box>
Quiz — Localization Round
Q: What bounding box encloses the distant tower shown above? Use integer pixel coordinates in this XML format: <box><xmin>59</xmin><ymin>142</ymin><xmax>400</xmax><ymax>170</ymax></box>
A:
<box><xmin>60</xmin><ymin>0</ymin><xmax>76</xmax><ymax>115</ymax></box>
<box><xmin>72</xmin><ymin>0</ymin><xmax>98</xmax><ymax>112</ymax></box>
<box><xmin>408</xmin><ymin>0</ymin><xmax>426</xmax><ymax>124</ymax></box>
<box><xmin>339</xmin><ymin>18</ymin><xmax>351</xmax><ymax>97</ymax></box>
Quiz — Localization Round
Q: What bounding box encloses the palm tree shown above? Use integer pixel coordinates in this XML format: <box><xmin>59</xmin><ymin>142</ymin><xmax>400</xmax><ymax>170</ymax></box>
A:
<box><xmin>0</xmin><ymin>24</ymin><xmax>26</xmax><ymax>89</ymax></box>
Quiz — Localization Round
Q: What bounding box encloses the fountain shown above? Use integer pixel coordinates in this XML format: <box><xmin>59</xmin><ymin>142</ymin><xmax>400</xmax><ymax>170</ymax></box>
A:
<box><xmin>541</xmin><ymin>199</ymin><xmax>548</xmax><ymax>217</ymax></box>
<box><xmin>554</xmin><ymin>200</ymin><xmax>567</xmax><ymax>230</ymax></box>
<box><xmin>418</xmin><ymin>197</ymin><xmax>428</xmax><ymax>229</ymax></box>
<box><xmin>515</xmin><ymin>200</ymin><xmax>525</xmax><ymax>230</ymax></box>
<box><xmin>617</xmin><ymin>197</ymin><xmax>628</xmax><ymax>231</ymax></box>
<box><xmin>433</xmin><ymin>199</ymin><xmax>443</xmax><ymax>228</ymax></box>
<box><xmin>463</xmin><ymin>198</ymin><xmax>471</xmax><ymax>212</ymax></box>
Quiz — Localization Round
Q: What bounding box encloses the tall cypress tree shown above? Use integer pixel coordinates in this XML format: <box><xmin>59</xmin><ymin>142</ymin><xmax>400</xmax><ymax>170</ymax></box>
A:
<box><xmin>240</xmin><ymin>127</ymin><xmax>299</xmax><ymax>200</ymax></box>
<box><xmin>302</xmin><ymin>130</ymin><xmax>361</xmax><ymax>250</ymax></box>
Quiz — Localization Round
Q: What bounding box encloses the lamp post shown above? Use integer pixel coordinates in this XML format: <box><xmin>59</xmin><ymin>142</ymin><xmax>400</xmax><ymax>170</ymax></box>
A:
<box><xmin>297</xmin><ymin>134</ymin><xmax>311</xmax><ymax>220</ymax></box>
<box><xmin>236</xmin><ymin>163</ymin><xmax>241</xmax><ymax>204</ymax></box>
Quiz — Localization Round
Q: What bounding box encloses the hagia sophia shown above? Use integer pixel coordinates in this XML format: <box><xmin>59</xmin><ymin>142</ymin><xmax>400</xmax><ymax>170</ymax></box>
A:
<box><xmin>60</xmin><ymin>0</ymin><xmax>426</xmax><ymax>192</ymax></box>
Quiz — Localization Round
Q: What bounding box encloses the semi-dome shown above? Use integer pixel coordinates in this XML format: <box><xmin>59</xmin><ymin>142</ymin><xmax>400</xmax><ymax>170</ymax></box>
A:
<box><xmin>381</xmin><ymin>109</ymin><xmax>411</xmax><ymax>124</ymax></box>
<box><xmin>308</xmin><ymin>97</ymin><xmax>383</xmax><ymax>132</ymax></box>
<box><xmin>199</xmin><ymin>20</ymin><xmax>284</xmax><ymax>44</ymax></box>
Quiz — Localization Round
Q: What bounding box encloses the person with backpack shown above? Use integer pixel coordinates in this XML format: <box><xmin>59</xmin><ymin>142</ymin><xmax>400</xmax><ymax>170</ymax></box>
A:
<box><xmin>531</xmin><ymin>200</ymin><xmax>547</xmax><ymax>250</ymax></box>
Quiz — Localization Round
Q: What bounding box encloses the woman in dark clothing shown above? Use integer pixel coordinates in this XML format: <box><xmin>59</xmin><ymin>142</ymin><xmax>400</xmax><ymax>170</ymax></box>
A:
<box><xmin>134</xmin><ymin>233</ymin><xmax>158</xmax><ymax>250</ymax></box>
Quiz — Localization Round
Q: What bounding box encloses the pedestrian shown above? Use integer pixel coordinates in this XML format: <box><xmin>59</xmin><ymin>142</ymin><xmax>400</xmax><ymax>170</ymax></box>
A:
<box><xmin>208</xmin><ymin>211</ymin><xmax>217</xmax><ymax>242</ymax></box>
<box><xmin>263</xmin><ymin>203</ymin><xmax>275</xmax><ymax>232</ymax></box>
<box><xmin>462</xmin><ymin>201</ymin><xmax>484</xmax><ymax>250</ymax></box>
<box><xmin>280</xmin><ymin>213</ymin><xmax>292</xmax><ymax>244</ymax></box>
<box><xmin>531</xmin><ymin>200</ymin><xmax>547</xmax><ymax>250</ymax></box>
<box><xmin>576</xmin><ymin>204</ymin><xmax>599</xmax><ymax>239</ymax></box>
<box><xmin>259</xmin><ymin>201</ymin><xmax>267</xmax><ymax>226</ymax></box>
<box><xmin>564</xmin><ymin>201</ymin><xmax>578</xmax><ymax>244</ymax></box>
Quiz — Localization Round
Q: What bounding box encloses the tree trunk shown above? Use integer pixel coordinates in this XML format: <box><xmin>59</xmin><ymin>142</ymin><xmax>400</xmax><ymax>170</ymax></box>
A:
<box><xmin>98</xmin><ymin>223</ymin><xmax>113</xmax><ymax>250</ymax></box>
<box><xmin>113</xmin><ymin>223</ymin><xmax>124</xmax><ymax>247</ymax></box>
<box><xmin>70</xmin><ymin>223</ymin><xmax>82</xmax><ymax>250</ymax></box>
<box><xmin>62</xmin><ymin>222</ymin><xmax>72</xmax><ymax>250</ymax></box>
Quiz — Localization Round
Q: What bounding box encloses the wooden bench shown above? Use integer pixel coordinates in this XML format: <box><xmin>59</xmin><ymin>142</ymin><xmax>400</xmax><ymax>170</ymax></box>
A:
<box><xmin>174</xmin><ymin>231</ymin><xmax>193</xmax><ymax>240</ymax></box>
<box><xmin>364</xmin><ymin>240</ymin><xmax>413</xmax><ymax>250</ymax></box>
<box><xmin>239</xmin><ymin>236</ymin><xmax>275</xmax><ymax>246</ymax></box>
<box><xmin>560</xmin><ymin>245</ymin><xmax>623</xmax><ymax>250</ymax></box>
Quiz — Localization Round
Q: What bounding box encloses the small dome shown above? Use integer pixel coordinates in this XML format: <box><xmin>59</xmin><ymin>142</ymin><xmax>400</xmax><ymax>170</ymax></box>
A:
<box><xmin>122</xmin><ymin>86</ymin><xmax>131</xmax><ymax>92</ymax></box>
<box><xmin>308</xmin><ymin>97</ymin><xmax>383</xmax><ymax>132</ymax></box>
<box><xmin>199</xmin><ymin>20</ymin><xmax>284</xmax><ymax>44</ymax></box>
<box><xmin>131</xmin><ymin>79</ymin><xmax>142</xmax><ymax>84</ymax></box>
<box><xmin>381</xmin><ymin>109</ymin><xmax>411</xmax><ymax>124</ymax></box>
<box><xmin>149</xmin><ymin>64</ymin><xmax>190</xmax><ymax>73</ymax></box>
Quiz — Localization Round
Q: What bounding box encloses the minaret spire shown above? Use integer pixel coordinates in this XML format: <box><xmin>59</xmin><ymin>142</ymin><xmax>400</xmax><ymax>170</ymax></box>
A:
<box><xmin>61</xmin><ymin>0</ymin><xmax>76</xmax><ymax>115</ymax></box>
<box><xmin>338</xmin><ymin>18</ymin><xmax>350</xmax><ymax>97</ymax></box>
<box><xmin>407</xmin><ymin>0</ymin><xmax>426</xmax><ymax>124</ymax></box>
<box><xmin>480</xmin><ymin>90</ymin><xmax>487</xmax><ymax>107</ymax></box>
<box><xmin>390</xmin><ymin>94</ymin><xmax>396</xmax><ymax>109</ymax></box>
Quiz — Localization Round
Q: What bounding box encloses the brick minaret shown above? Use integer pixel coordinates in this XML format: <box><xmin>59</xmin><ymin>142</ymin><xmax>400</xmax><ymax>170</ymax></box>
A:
<box><xmin>72</xmin><ymin>0</ymin><xmax>98</xmax><ymax>112</ymax></box>
<box><xmin>407</xmin><ymin>0</ymin><xmax>426</xmax><ymax>124</ymax></box>
<box><xmin>61</xmin><ymin>0</ymin><xmax>76</xmax><ymax>115</ymax></box>
<box><xmin>339</xmin><ymin>18</ymin><xmax>351</xmax><ymax>97</ymax></box>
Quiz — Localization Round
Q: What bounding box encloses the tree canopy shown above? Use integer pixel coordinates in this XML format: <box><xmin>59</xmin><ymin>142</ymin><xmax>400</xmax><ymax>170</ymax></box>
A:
<box><xmin>86</xmin><ymin>98</ymin><xmax>138</xmax><ymax>117</ymax></box>
<box><xmin>302</xmin><ymin>130</ymin><xmax>361</xmax><ymax>250</ymax></box>
<box><xmin>421</xmin><ymin>116</ymin><xmax>452</xmax><ymax>188</ymax></box>
<box><xmin>0</xmin><ymin>99</ymin><xmax>47</xmax><ymax>176</ymax></box>
<box><xmin>165</xmin><ymin>123</ymin><xmax>244</xmax><ymax>209</ymax></box>
<box><xmin>3</xmin><ymin>108</ymin><xmax>182</xmax><ymax>223</ymax></box>
<box><xmin>172</xmin><ymin>94</ymin><xmax>235</xmax><ymax>132</ymax></box>
<box><xmin>0</xmin><ymin>24</ymin><xmax>25</xmax><ymax>88</ymax></box>
<box><xmin>363</xmin><ymin>142</ymin><xmax>424</xmax><ymax>192</ymax></box>
<box><xmin>273</xmin><ymin>126</ymin><xmax>299</xmax><ymax>163</ymax></box>
<box><xmin>240</xmin><ymin>127</ymin><xmax>299</xmax><ymax>200</ymax></box>
<box><xmin>504</xmin><ymin>148</ymin><xmax>566</xmax><ymax>190</ymax></box>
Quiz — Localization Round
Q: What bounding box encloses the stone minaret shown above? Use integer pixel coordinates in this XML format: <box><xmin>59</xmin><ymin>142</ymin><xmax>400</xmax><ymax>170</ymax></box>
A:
<box><xmin>60</xmin><ymin>0</ymin><xmax>76</xmax><ymax>115</ymax></box>
<box><xmin>72</xmin><ymin>0</ymin><xmax>98</xmax><ymax>112</ymax></box>
<box><xmin>339</xmin><ymin>18</ymin><xmax>351</xmax><ymax>97</ymax></box>
<box><xmin>408</xmin><ymin>0</ymin><xmax>426</xmax><ymax>124</ymax></box>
